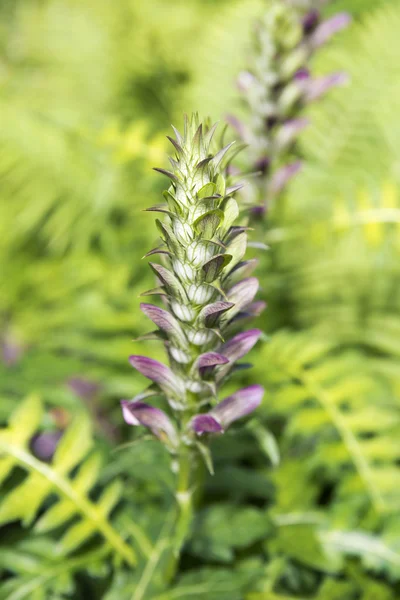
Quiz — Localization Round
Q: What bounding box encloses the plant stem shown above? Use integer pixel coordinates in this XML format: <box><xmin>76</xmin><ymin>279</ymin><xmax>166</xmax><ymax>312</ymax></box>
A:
<box><xmin>163</xmin><ymin>444</ymin><xmax>195</xmax><ymax>583</ymax></box>
<box><xmin>173</xmin><ymin>445</ymin><xmax>194</xmax><ymax>557</ymax></box>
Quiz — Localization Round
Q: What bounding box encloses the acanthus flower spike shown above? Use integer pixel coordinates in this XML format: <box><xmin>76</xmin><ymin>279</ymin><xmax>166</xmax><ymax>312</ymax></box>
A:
<box><xmin>121</xmin><ymin>115</ymin><xmax>265</xmax><ymax>468</ymax></box>
<box><xmin>230</xmin><ymin>0</ymin><xmax>351</xmax><ymax>213</ymax></box>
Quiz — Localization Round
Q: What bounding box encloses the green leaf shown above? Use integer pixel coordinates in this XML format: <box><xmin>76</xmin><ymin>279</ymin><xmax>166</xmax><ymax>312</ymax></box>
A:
<box><xmin>190</xmin><ymin>504</ymin><xmax>273</xmax><ymax>562</ymax></box>
<box><xmin>0</xmin><ymin>397</ymin><xmax>136</xmax><ymax>566</ymax></box>
<box><xmin>194</xmin><ymin>209</ymin><xmax>224</xmax><ymax>238</ymax></box>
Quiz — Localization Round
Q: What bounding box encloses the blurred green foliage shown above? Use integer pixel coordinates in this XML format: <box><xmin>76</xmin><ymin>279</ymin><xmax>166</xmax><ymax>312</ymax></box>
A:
<box><xmin>1</xmin><ymin>0</ymin><xmax>400</xmax><ymax>598</ymax></box>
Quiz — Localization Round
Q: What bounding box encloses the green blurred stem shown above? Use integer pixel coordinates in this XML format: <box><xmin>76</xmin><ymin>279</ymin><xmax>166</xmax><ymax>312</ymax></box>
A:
<box><xmin>173</xmin><ymin>445</ymin><xmax>194</xmax><ymax>558</ymax></box>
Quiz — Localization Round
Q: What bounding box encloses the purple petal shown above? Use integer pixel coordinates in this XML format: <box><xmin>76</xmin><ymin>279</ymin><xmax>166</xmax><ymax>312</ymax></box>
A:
<box><xmin>67</xmin><ymin>377</ymin><xmax>100</xmax><ymax>399</ymax></box>
<box><xmin>140</xmin><ymin>303</ymin><xmax>186</xmax><ymax>343</ymax></box>
<box><xmin>225</xmin><ymin>114</ymin><xmax>248</xmax><ymax>139</ymax></box>
<box><xmin>310</xmin><ymin>13</ymin><xmax>351</xmax><ymax>48</ymax></box>
<box><xmin>1</xmin><ymin>337</ymin><xmax>23</xmax><ymax>367</ymax></box>
<box><xmin>237</xmin><ymin>71</ymin><xmax>255</xmax><ymax>93</ymax></box>
<box><xmin>31</xmin><ymin>431</ymin><xmax>63</xmax><ymax>462</ymax></box>
<box><xmin>198</xmin><ymin>301</ymin><xmax>234</xmax><ymax>328</ymax></box>
<box><xmin>192</xmin><ymin>414</ymin><xmax>223</xmax><ymax>435</ymax></box>
<box><xmin>294</xmin><ymin>67</ymin><xmax>310</xmax><ymax>81</ymax></box>
<box><xmin>276</xmin><ymin>119</ymin><xmax>310</xmax><ymax>148</ymax></box>
<box><xmin>196</xmin><ymin>352</ymin><xmax>229</xmax><ymax>377</ymax></box>
<box><xmin>129</xmin><ymin>355</ymin><xmax>184</xmax><ymax>397</ymax></box>
<box><xmin>305</xmin><ymin>72</ymin><xmax>349</xmax><ymax>102</ymax></box>
<box><xmin>219</xmin><ymin>329</ymin><xmax>262</xmax><ymax>364</ymax></box>
<box><xmin>211</xmin><ymin>385</ymin><xmax>264</xmax><ymax>428</ymax></box>
<box><xmin>197</xmin><ymin>352</ymin><xmax>229</xmax><ymax>369</ymax></box>
<box><xmin>302</xmin><ymin>9</ymin><xmax>320</xmax><ymax>34</ymax></box>
<box><xmin>255</xmin><ymin>156</ymin><xmax>270</xmax><ymax>175</ymax></box>
<box><xmin>121</xmin><ymin>400</ymin><xmax>177</xmax><ymax>444</ymax></box>
<box><xmin>270</xmin><ymin>161</ymin><xmax>302</xmax><ymax>194</ymax></box>
<box><xmin>251</xmin><ymin>204</ymin><xmax>267</xmax><ymax>218</ymax></box>
<box><xmin>245</xmin><ymin>301</ymin><xmax>267</xmax><ymax>316</ymax></box>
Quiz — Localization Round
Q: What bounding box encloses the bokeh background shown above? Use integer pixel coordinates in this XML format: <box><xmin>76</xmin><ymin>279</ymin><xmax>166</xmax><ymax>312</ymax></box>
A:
<box><xmin>1</xmin><ymin>0</ymin><xmax>400</xmax><ymax>598</ymax></box>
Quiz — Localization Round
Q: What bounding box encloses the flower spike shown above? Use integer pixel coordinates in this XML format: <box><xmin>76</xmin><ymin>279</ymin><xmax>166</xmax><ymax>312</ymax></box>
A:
<box><xmin>121</xmin><ymin>116</ymin><xmax>264</xmax><ymax>460</ymax></box>
<box><xmin>231</xmin><ymin>0</ymin><xmax>351</xmax><ymax>213</ymax></box>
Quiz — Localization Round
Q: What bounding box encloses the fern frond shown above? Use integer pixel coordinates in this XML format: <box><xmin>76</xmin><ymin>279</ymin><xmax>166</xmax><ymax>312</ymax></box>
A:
<box><xmin>255</xmin><ymin>332</ymin><xmax>400</xmax><ymax>515</ymax></box>
<box><xmin>0</xmin><ymin>395</ymin><xmax>136</xmax><ymax>565</ymax></box>
<box><xmin>0</xmin><ymin>537</ymin><xmax>109</xmax><ymax>600</ymax></box>
<box><xmin>264</xmin><ymin>183</ymin><xmax>400</xmax><ymax>355</ymax></box>
<box><xmin>288</xmin><ymin>0</ymin><xmax>400</xmax><ymax>211</ymax></box>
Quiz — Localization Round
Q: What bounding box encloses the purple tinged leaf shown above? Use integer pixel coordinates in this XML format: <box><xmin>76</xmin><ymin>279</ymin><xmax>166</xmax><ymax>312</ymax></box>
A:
<box><xmin>121</xmin><ymin>400</ymin><xmax>177</xmax><ymax>445</ymax></box>
<box><xmin>140</xmin><ymin>303</ymin><xmax>186</xmax><ymax>343</ymax></box>
<box><xmin>192</xmin><ymin>414</ymin><xmax>223</xmax><ymax>435</ymax></box>
<box><xmin>129</xmin><ymin>355</ymin><xmax>184</xmax><ymax>397</ymax></box>
<box><xmin>204</xmin><ymin>122</ymin><xmax>219</xmax><ymax>148</ymax></box>
<box><xmin>134</xmin><ymin>330</ymin><xmax>166</xmax><ymax>342</ymax></box>
<box><xmin>211</xmin><ymin>385</ymin><xmax>264</xmax><ymax>428</ymax></box>
<box><xmin>219</xmin><ymin>329</ymin><xmax>262</xmax><ymax>363</ymax></box>
<box><xmin>143</xmin><ymin>247</ymin><xmax>171</xmax><ymax>258</ymax></box>
<box><xmin>140</xmin><ymin>287</ymin><xmax>168</xmax><ymax>297</ymax></box>
<box><xmin>212</xmin><ymin>142</ymin><xmax>235</xmax><ymax>168</ymax></box>
<box><xmin>155</xmin><ymin>220</ymin><xmax>181</xmax><ymax>254</ymax></box>
<box><xmin>225</xmin><ymin>277</ymin><xmax>259</xmax><ymax>318</ymax></box>
<box><xmin>202</xmin><ymin>254</ymin><xmax>232</xmax><ymax>283</ymax></box>
<box><xmin>194</xmin><ymin>209</ymin><xmax>223</xmax><ymax>238</ymax></box>
<box><xmin>196</xmin><ymin>157</ymin><xmax>213</xmax><ymax>171</ymax></box>
<box><xmin>304</xmin><ymin>72</ymin><xmax>349</xmax><ymax>102</ymax></box>
<box><xmin>149</xmin><ymin>263</ymin><xmax>186</xmax><ymax>300</ymax></box>
<box><xmin>153</xmin><ymin>168</ymin><xmax>179</xmax><ymax>183</ymax></box>
<box><xmin>197</xmin><ymin>301</ymin><xmax>235</xmax><ymax>327</ymax></box>
<box><xmin>144</xmin><ymin>204</ymin><xmax>175</xmax><ymax>217</ymax></box>
<box><xmin>192</xmin><ymin>123</ymin><xmax>203</xmax><ymax>149</ymax></box>
<box><xmin>226</xmin><ymin>182</ymin><xmax>245</xmax><ymax>195</ymax></box>
<box><xmin>310</xmin><ymin>13</ymin><xmax>351</xmax><ymax>48</ymax></box>
<box><xmin>270</xmin><ymin>161</ymin><xmax>302</xmax><ymax>194</ymax></box>
<box><xmin>171</xmin><ymin>124</ymin><xmax>183</xmax><ymax>146</ymax></box>
<box><xmin>225</xmin><ymin>259</ymin><xmax>259</xmax><ymax>285</ymax></box>
<box><xmin>167</xmin><ymin>135</ymin><xmax>183</xmax><ymax>155</ymax></box>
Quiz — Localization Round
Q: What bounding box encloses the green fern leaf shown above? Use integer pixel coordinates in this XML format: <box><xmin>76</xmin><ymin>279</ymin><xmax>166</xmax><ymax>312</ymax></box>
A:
<box><xmin>0</xmin><ymin>395</ymin><xmax>136</xmax><ymax>566</ymax></box>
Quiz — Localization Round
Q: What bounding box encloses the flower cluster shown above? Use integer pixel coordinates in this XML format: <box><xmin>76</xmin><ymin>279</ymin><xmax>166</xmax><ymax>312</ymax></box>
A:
<box><xmin>229</xmin><ymin>0</ymin><xmax>351</xmax><ymax>214</ymax></box>
<box><xmin>121</xmin><ymin>115</ymin><xmax>264</xmax><ymax>455</ymax></box>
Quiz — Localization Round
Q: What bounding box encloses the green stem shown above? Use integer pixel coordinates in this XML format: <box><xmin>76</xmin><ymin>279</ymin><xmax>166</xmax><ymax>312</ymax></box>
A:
<box><xmin>159</xmin><ymin>443</ymin><xmax>195</xmax><ymax>586</ymax></box>
<box><xmin>172</xmin><ymin>445</ymin><xmax>194</xmax><ymax>564</ymax></box>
